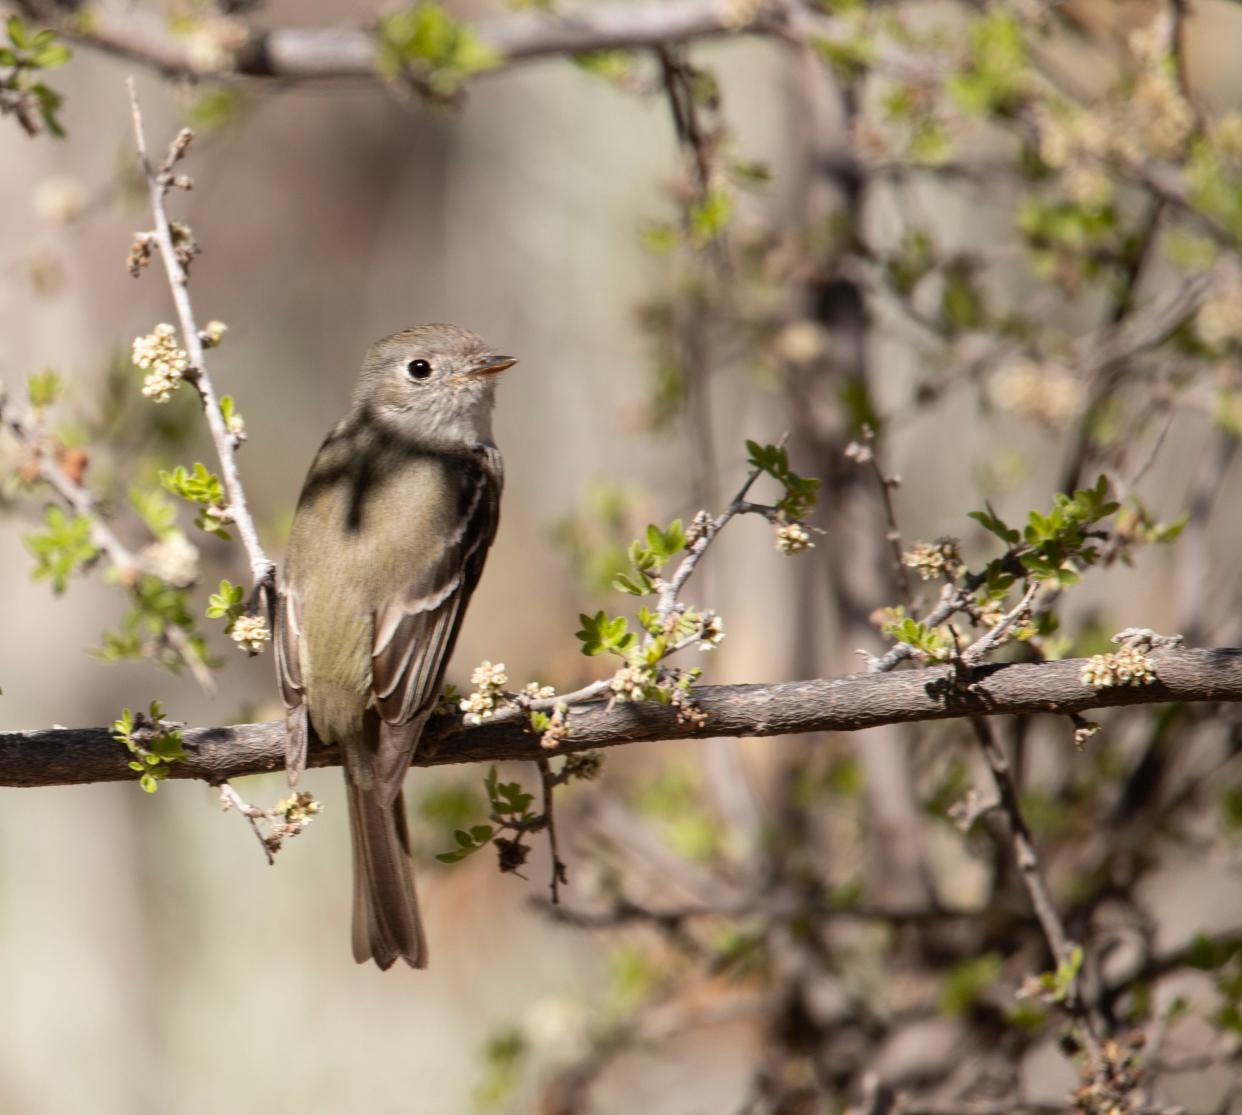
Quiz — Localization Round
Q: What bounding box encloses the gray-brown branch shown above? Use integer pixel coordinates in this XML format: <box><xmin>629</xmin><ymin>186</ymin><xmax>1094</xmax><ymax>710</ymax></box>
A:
<box><xmin>35</xmin><ymin>0</ymin><xmax>782</xmax><ymax>83</ymax></box>
<box><xmin>2</xmin><ymin>647</ymin><xmax>1239</xmax><ymax>788</ymax></box>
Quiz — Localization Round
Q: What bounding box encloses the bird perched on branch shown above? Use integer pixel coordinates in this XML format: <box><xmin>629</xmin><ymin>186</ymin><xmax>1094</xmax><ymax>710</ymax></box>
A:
<box><xmin>275</xmin><ymin>323</ymin><xmax>514</xmax><ymax>969</ymax></box>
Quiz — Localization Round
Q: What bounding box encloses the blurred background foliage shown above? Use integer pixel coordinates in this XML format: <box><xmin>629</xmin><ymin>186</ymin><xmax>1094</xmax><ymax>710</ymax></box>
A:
<box><xmin>2</xmin><ymin>0</ymin><xmax>1242</xmax><ymax>1113</ymax></box>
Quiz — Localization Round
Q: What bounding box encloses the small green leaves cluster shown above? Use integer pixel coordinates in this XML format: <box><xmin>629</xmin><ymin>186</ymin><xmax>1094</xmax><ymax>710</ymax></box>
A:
<box><xmin>1</xmin><ymin>15</ymin><xmax>71</xmax><ymax>138</ymax></box>
<box><xmin>474</xmin><ymin>1027</ymin><xmax>527</xmax><ymax>1109</ymax></box>
<box><xmin>939</xmin><ymin>260</ymin><xmax>988</xmax><ymax>334</ymax></box>
<box><xmin>111</xmin><ymin>699</ymin><xmax>186</xmax><ymax>793</ymax></box>
<box><xmin>882</xmin><ymin>478</ymin><xmax>1129</xmax><ymax>662</ymax></box>
<box><xmin>572</xmin><ymin>50</ymin><xmax>635</xmax><ymax>85</ymax></box>
<box><xmin>1187</xmin><ymin>118</ymin><xmax>1242</xmax><ymax>243</ymax></box>
<box><xmin>881</xmin><ymin>611</ymin><xmax>952</xmax><ymax>664</ymax></box>
<box><xmin>945</xmin><ymin>9</ymin><xmax>1029</xmax><ymax>118</ymax></box>
<box><xmin>886</xmin><ymin>230</ymin><xmax>936</xmax><ymax>296</ymax></box>
<box><xmin>881</xmin><ymin>81</ymin><xmax>952</xmax><ymax>167</ymax></box>
<box><xmin>746</xmin><ymin>440</ymin><xmax>820</xmax><ymax>521</ymax></box>
<box><xmin>436</xmin><ymin>766</ymin><xmax>536</xmax><ymax>871</ymax></box>
<box><xmin>970</xmin><ymin>476</ymin><xmax>1119</xmax><ymax>588</ymax></box>
<box><xmin>26</xmin><ymin>506</ymin><xmax>98</xmax><ymax>594</ymax></box>
<box><xmin>375</xmin><ymin>5</ymin><xmax>500</xmax><ymax>99</ymax></box>
<box><xmin>1018</xmin><ymin>197</ymin><xmax>1123</xmax><ymax>287</ymax></box>
<box><xmin>1186</xmin><ymin>933</ymin><xmax>1242</xmax><ymax>1035</ymax></box>
<box><xmin>939</xmin><ymin>952</ymin><xmax>1003</xmax><ymax>1017</ymax></box>
<box><xmin>26</xmin><ymin>369</ymin><xmax>60</xmax><ymax>411</ymax></box>
<box><xmin>613</xmin><ymin>519</ymin><xmax>686</xmax><ymax>596</ymax></box>
<box><xmin>1019</xmin><ymin>945</ymin><xmax>1084</xmax><ymax>1006</ymax></box>
<box><xmin>129</xmin><ymin>485</ymin><xmax>180</xmax><ymax>539</ymax></box>
<box><xmin>435</xmin><ymin>822</ymin><xmax>495</xmax><ymax>864</ymax></box>
<box><xmin>205</xmin><ymin>577</ymin><xmax>247</xmax><ymax>640</ymax></box>
<box><xmin>218</xmin><ymin>395</ymin><xmax>244</xmax><ymax>439</ymax></box>
<box><xmin>98</xmin><ymin>575</ymin><xmax>209</xmax><ymax>674</ymax></box>
<box><xmin>159</xmin><ymin>462</ymin><xmax>230</xmax><ymax>538</ymax></box>
<box><xmin>576</xmin><ymin>609</ymin><xmax>637</xmax><ymax>657</ymax></box>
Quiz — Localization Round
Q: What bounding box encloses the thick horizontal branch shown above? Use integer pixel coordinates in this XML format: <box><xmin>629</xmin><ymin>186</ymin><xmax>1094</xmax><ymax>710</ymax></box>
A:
<box><xmin>1</xmin><ymin>647</ymin><xmax>1239</xmax><ymax>789</ymax></box>
<box><xmin>45</xmin><ymin>0</ymin><xmax>778</xmax><ymax>84</ymax></box>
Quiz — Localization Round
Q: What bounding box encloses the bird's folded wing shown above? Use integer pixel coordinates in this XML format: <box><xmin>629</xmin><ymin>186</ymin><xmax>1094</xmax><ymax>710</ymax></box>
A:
<box><xmin>274</xmin><ymin>590</ymin><xmax>310</xmax><ymax>781</ymax></box>
<box><xmin>369</xmin><ymin>461</ymin><xmax>501</xmax><ymax>801</ymax></box>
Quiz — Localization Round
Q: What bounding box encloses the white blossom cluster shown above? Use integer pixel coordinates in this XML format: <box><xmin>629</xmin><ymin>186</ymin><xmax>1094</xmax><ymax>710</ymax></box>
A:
<box><xmin>698</xmin><ymin>612</ymin><xmax>725</xmax><ymax>651</ymax></box>
<box><xmin>902</xmin><ymin>539</ymin><xmax>965</xmax><ymax>582</ymax></box>
<box><xmin>230</xmin><ymin>613</ymin><xmax>270</xmax><ymax>654</ymax></box>
<box><xmin>201</xmin><ymin>320</ymin><xmax>229</xmax><ymax>349</ymax></box>
<box><xmin>132</xmin><ymin>324</ymin><xmax>189</xmax><ymax>404</ymax></box>
<box><xmin>461</xmin><ymin>660</ymin><xmax>509</xmax><ymax>723</ymax></box>
<box><xmin>989</xmin><ymin>360</ymin><xmax>1084</xmax><ymax>427</ymax></box>
<box><xmin>776</xmin><ymin>522</ymin><xmax>814</xmax><ymax>554</ymax></box>
<box><xmin>1080</xmin><ymin>646</ymin><xmax>1156</xmax><ymax>689</ymax></box>
<box><xmin>185</xmin><ymin>16</ymin><xmax>249</xmax><ymax>73</ymax></box>
<box><xmin>610</xmin><ymin>663</ymin><xmax>655</xmax><ymax>703</ymax></box>
<box><xmin>139</xmin><ymin>533</ymin><xmax>200</xmax><ymax>588</ymax></box>
<box><xmin>1195</xmin><ymin>274</ymin><xmax>1242</xmax><ymax>352</ymax></box>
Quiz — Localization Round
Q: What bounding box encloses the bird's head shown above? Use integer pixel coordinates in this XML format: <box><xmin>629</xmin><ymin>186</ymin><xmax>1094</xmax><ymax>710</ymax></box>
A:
<box><xmin>353</xmin><ymin>323</ymin><xmax>516</xmax><ymax>450</ymax></box>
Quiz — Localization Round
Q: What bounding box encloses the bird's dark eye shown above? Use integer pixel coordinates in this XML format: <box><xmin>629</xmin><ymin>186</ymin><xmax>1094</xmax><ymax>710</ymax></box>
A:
<box><xmin>406</xmin><ymin>358</ymin><xmax>432</xmax><ymax>380</ymax></box>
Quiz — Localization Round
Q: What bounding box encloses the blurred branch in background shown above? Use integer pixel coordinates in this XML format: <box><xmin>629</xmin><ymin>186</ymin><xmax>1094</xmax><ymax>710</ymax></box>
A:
<box><xmin>13</xmin><ymin>0</ymin><xmax>782</xmax><ymax>84</ymax></box>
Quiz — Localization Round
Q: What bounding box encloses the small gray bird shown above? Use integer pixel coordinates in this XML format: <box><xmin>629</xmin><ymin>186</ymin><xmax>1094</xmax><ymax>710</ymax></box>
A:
<box><xmin>275</xmin><ymin>323</ymin><xmax>514</xmax><ymax>970</ymax></box>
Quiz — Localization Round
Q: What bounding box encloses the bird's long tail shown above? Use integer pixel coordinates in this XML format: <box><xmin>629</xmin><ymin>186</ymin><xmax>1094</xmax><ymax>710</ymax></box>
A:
<box><xmin>345</xmin><ymin>779</ymin><xmax>427</xmax><ymax>970</ymax></box>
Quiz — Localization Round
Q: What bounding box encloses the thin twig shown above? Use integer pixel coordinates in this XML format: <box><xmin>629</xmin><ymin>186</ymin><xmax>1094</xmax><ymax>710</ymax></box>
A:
<box><xmin>127</xmin><ymin>79</ymin><xmax>275</xmax><ymax>604</ymax></box>
<box><xmin>487</xmin><ymin>456</ymin><xmax>772</xmax><ymax>728</ymax></box>
<box><xmin>656</xmin><ymin>459</ymin><xmax>767</xmax><ymax>624</ymax></box>
<box><xmin>962</xmin><ymin>582</ymin><xmax>1040</xmax><ymax>666</ymax></box>
<box><xmin>970</xmin><ymin>718</ymin><xmax>1104</xmax><ymax>1061</ymax></box>
<box><xmin>536</xmin><ymin>757</ymin><xmax>568</xmax><ymax>904</ymax></box>
<box><xmin>851</xmin><ymin>427</ymin><xmax>912</xmax><ymax>606</ymax></box>
<box><xmin>218</xmin><ymin>781</ymin><xmax>276</xmax><ymax>865</ymax></box>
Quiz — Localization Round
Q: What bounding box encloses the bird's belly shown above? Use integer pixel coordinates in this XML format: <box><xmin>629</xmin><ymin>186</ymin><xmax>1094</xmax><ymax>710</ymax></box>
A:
<box><xmin>299</xmin><ymin>585</ymin><xmax>373</xmax><ymax>743</ymax></box>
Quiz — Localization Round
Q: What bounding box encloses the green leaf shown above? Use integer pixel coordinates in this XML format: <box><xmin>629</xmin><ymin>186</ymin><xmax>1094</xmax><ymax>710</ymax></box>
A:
<box><xmin>129</xmin><ymin>485</ymin><xmax>179</xmax><ymax>539</ymax></box>
<box><xmin>940</xmin><ymin>262</ymin><xmax>986</xmax><ymax>333</ymax></box>
<box><xmin>206</xmin><ymin>578</ymin><xmax>245</xmax><ymax>622</ymax></box>
<box><xmin>26</xmin><ymin>368</ymin><xmax>60</xmax><ymax>409</ymax></box>
<box><xmin>940</xmin><ymin>952</ymin><xmax>1003</xmax><ymax>1016</ymax></box>
<box><xmin>32</xmin><ymin>42</ymin><xmax>70</xmax><ymax>69</ymax></box>
<box><xmin>185</xmin><ymin>86</ymin><xmax>249</xmax><ymax>131</ymax></box>
<box><xmin>613</xmin><ymin>571</ymin><xmax>653</xmax><ymax>596</ymax></box>
<box><xmin>7</xmin><ymin>14</ymin><xmax>28</xmax><ymax>50</ymax></box>
<box><xmin>31</xmin><ymin>83</ymin><xmax>66</xmax><ymax>139</ymax></box>
<box><xmin>690</xmin><ymin>189</ymin><xmax>732</xmax><ymax>242</ymax></box>
<box><xmin>375</xmin><ymin>4</ymin><xmax>501</xmax><ymax>97</ymax></box>
<box><xmin>159</xmin><ymin>462</ymin><xmax>225</xmax><ymax>506</ymax></box>
<box><xmin>575</xmin><ymin>610</ymin><xmax>635</xmax><ymax>657</ymax></box>
<box><xmin>945</xmin><ymin>9</ymin><xmax>1028</xmax><ymax>117</ymax></box>
<box><xmin>25</xmin><ymin>506</ymin><xmax>98</xmax><ymax>594</ymax></box>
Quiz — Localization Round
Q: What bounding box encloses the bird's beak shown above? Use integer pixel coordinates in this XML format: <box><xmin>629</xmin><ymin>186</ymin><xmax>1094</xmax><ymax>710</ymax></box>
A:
<box><xmin>471</xmin><ymin>355</ymin><xmax>518</xmax><ymax>377</ymax></box>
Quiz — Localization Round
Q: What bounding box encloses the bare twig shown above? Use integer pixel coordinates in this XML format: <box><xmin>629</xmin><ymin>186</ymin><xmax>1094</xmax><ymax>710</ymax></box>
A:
<box><xmin>970</xmin><ymin>718</ymin><xmax>1104</xmax><ymax>1060</ymax></box>
<box><xmin>217</xmin><ymin>780</ymin><xmax>320</xmax><ymax>864</ymax></box>
<box><xmin>536</xmin><ymin>757</ymin><xmax>569</xmax><ymax>904</ymax></box>
<box><xmin>656</xmin><ymin>458</ymin><xmax>766</xmax><ymax>624</ymax></box>
<box><xmin>127</xmin><ymin>80</ymin><xmax>275</xmax><ymax>604</ymax></box>
<box><xmin>962</xmin><ymin>582</ymin><xmax>1041</xmax><ymax>666</ymax></box>
<box><xmin>218</xmin><ymin>781</ymin><xmax>275</xmax><ymax>866</ymax></box>
<box><xmin>848</xmin><ymin>426</ymin><xmax>912</xmax><ymax>606</ymax></box>
<box><xmin>56</xmin><ymin>1</ymin><xmax>784</xmax><ymax>84</ymax></box>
